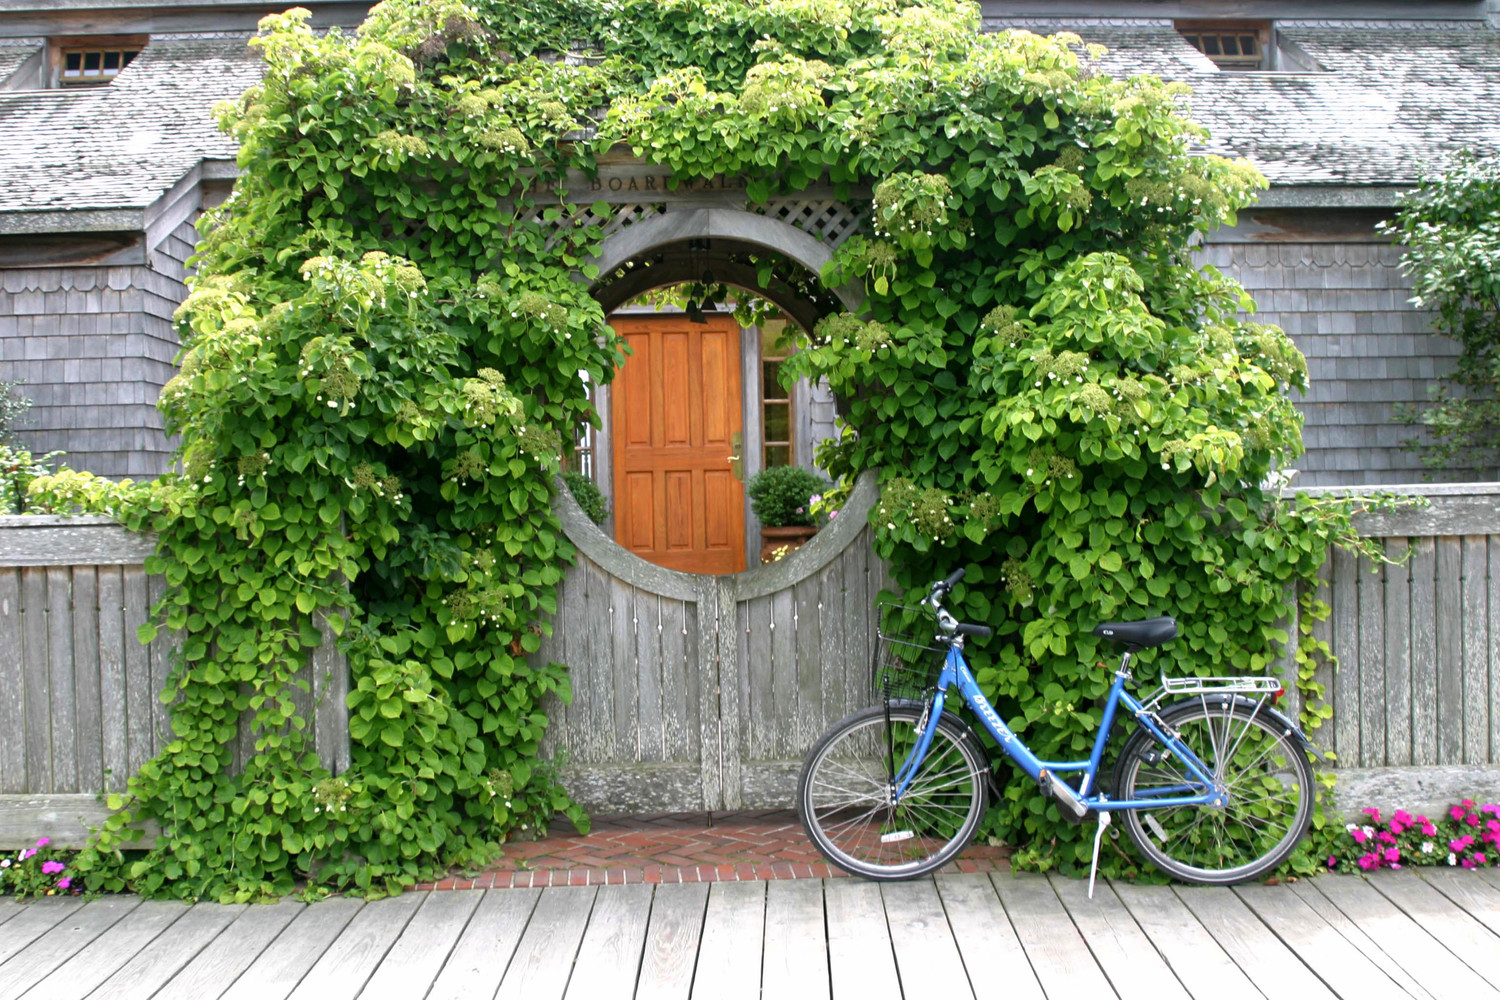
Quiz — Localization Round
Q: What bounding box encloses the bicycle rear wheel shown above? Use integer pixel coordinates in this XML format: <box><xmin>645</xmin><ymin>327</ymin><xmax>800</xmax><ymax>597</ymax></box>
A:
<box><xmin>797</xmin><ymin>704</ymin><xmax>988</xmax><ymax>880</ymax></box>
<box><xmin>1113</xmin><ymin>697</ymin><xmax>1314</xmax><ymax>885</ymax></box>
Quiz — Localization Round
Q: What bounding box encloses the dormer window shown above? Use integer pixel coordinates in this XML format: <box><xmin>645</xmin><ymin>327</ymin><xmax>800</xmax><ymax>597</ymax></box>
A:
<box><xmin>1178</xmin><ymin>22</ymin><xmax>1270</xmax><ymax>71</ymax></box>
<box><xmin>61</xmin><ymin>46</ymin><xmax>138</xmax><ymax>83</ymax></box>
<box><xmin>50</xmin><ymin>37</ymin><xmax>145</xmax><ymax>87</ymax></box>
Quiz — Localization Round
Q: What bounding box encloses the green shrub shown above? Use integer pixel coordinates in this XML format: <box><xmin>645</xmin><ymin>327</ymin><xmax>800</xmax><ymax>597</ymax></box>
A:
<box><xmin>68</xmin><ymin>0</ymin><xmax>1386</xmax><ymax>898</ymax></box>
<box><xmin>562</xmin><ymin>472</ymin><xmax>609</xmax><ymax>524</ymax></box>
<box><xmin>747</xmin><ymin>465</ymin><xmax>831</xmax><ymax>527</ymax></box>
<box><xmin>0</xmin><ymin>446</ymin><xmax>63</xmax><ymax>515</ymax></box>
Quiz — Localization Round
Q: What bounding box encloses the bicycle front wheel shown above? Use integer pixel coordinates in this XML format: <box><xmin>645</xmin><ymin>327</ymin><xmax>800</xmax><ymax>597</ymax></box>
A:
<box><xmin>797</xmin><ymin>704</ymin><xmax>988</xmax><ymax>881</ymax></box>
<box><xmin>1114</xmin><ymin>697</ymin><xmax>1314</xmax><ymax>885</ymax></box>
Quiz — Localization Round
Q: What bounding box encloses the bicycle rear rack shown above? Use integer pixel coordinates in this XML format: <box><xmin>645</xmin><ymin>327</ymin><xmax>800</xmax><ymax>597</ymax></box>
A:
<box><xmin>1141</xmin><ymin>675</ymin><xmax>1282</xmax><ymax>710</ymax></box>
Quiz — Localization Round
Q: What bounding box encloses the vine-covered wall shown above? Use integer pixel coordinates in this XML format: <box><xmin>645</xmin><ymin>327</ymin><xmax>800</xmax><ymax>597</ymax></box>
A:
<box><xmin>41</xmin><ymin>0</ymin><xmax>1387</xmax><ymax>898</ymax></box>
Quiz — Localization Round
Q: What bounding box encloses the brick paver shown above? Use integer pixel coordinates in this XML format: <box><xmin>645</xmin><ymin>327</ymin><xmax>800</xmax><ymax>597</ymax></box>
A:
<box><xmin>413</xmin><ymin>810</ymin><xmax>1011</xmax><ymax>890</ymax></box>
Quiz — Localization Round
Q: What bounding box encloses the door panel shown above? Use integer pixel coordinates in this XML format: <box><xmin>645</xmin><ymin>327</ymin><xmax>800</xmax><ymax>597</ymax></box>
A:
<box><xmin>611</xmin><ymin>315</ymin><xmax>746</xmax><ymax>575</ymax></box>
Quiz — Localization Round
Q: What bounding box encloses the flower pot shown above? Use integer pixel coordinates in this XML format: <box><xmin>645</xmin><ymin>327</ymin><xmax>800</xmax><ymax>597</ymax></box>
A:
<box><xmin>760</xmin><ymin>524</ymin><xmax>818</xmax><ymax>564</ymax></box>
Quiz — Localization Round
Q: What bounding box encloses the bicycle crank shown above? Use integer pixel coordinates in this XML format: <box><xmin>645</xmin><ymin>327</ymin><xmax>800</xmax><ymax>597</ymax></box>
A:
<box><xmin>1038</xmin><ymin>768</ymin><xmax>1089</xmax><ymax>821</ymax></box>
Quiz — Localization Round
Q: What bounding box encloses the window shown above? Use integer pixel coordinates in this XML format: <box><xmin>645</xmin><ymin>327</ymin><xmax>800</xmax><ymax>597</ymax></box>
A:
<box><xmin>52</xmin><ymin>38</ymin><xmax>144</xmax><ymax>86</ymax></box>
<box><xmin>761</xmin><ymin>322</ymin><xmax>793</xmax><ymax>468</ymax></box>
<box><xmin>1178</xmin><ymin>22</ymin><xmax>1269</xmax><ymax>71</ymax></box>
<box><xmin>565</xmin><ymin>372</ymin><xmax>596</xmax><ymax>479</ymax></box>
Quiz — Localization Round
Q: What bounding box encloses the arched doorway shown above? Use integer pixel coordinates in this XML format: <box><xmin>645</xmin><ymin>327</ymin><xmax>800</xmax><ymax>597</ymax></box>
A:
<box><xmin>582</xmin><ymin>206</ymin><xmax>865</xmax><ymax>576</ymax></box>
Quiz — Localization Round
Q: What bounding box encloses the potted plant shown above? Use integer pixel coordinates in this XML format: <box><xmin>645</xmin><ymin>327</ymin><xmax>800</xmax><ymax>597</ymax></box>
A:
<box><xmin>746</xmin><ymin>465</ymin><xmax>831</xmax><ymax>563</ymax></box>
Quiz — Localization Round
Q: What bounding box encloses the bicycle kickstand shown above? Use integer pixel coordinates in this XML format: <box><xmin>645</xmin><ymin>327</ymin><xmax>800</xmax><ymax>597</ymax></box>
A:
<box><xmin>1087</xmin><ymin>810</ymin><xmax>1111</xmax><ymax>900</ymax></box>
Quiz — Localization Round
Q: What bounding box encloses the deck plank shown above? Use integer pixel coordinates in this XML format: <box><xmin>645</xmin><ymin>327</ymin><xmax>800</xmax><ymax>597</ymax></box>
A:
<box><xmin>635</xmin><ymin>882</ymin><xmax>710</xmax><ymax>1000</ymax></box>
<box><xmin>1172</xmin><ymin>885</ymin><xmax>1335</xmax><ymax>1000</ymax></box>
<box><xmin>0</xmin><ymin>900</ymin><xmax>24</xmax><ymax>930</ymax></box>
<box><xmin>1234</xmin><ymin>882</ymin><xmax>1418</xmax><ymax>1000</ymax></box>
<box><xmin>286</xmin><ymin>892</ymin><xmax>423</xmax><ymax>1000</ymax></box>
<box><xmin>1368</xmin><ymin>870</ymin><xmax>1500</xmax><ymax>990</ymax></box>
<box><xmin>1312</xmin><ymin>873</ymin><xmax>1493</xmax><ymax>999</ymax></box>
<box><xmin>0</xmin><ymin>896</ymin><xmax>140</xmax><ymax>1000</ymax></box>
<box><xmin>1111</xmin><ymin>882</ymin><xmax>1262</xmax><ymax>1000</ymax></box>
<box><xmin>1050</xmin><ymin>875</ymin><xmax>1190</xmax><ymax>1000</ymax></box>
<box><xmin>74</xmin><ymin>902</ymin><xmax>247</xmax><ymax>1000</ymax></box>
<box><xmin>825</xmin><ymin>878</ymin><xmax>900</xmax><ymax>1000</ymax></box>
<box><xmin>565</xmin><ymin>883</ymin><xmax>653</xmax><ymax>1000</ymax></box>
<box><xmin>761</xmin><ymin>879</ymin><xmax>828</xmax><ymax>1000</ymax></box>
<box><xmin>357</xmin><ymin>890</ymin><xmax>482</xmax><ymax>1000</ymax></box>
<box><xmin>1422</xmin><ymin>868</ymin><xmax>1500</xmax><ymax>938</ymax></box>
<box><xmin>691</xmin><ymin>881</ymin><xmax>765</xmax><ymax>1000</ymax></box>
<box><xmin>494</xmin><ymin>885</ymin><xmax>598</xmax><ymax>1000</ymax></box>
<box><xmin>426</xmin><ymin>888</ymin><xmax>540</xmax><ymax>1000</ymax></box>
<box><xmin>220</xmin><ymin>897</ymin><xmax>366</xmax><ymax>1000</ymax></box>
<box><xmin>151</xmin><ymin>899</ymin><xmax>304</xmax><ymax>1000</ymax></box>
<box><xmin>0</xmin><ymin>898</ymin><xmax>86</xmax><ymax>968</ymax></box>
<box><xmin>20</xmin><ymin>899</ymin><xmax>189</xmax><ymax>1000</ymax></box>
<box><xmin>933</xmin><ymin>874</ymin><xmax>1042</xmax><ymax>1000</ymax></box>
<box><xmin>1287</xmin><ymin>878</ymin><xmax>1439</xmax><ymax>999</ymax></box>
<box><xmin>990</xmin><ymin>873</ymin><xmax>1117</xmax><ymax>1000</ymax></box>
<box><xmin>881</xmin><ymin>879</ymin><xmax>972</xmax><ymax>1000</ymax></box>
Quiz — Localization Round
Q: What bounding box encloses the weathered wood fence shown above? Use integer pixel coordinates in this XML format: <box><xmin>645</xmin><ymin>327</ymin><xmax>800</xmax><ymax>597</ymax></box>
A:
<box><xmin>1290</xmin><ymin>485</ymin><xmax>1500</xmax><ymax>816</ymax></box>
<box><xmin>1</xmin><ymin>482</ymin><xmax>1497</xmax><ymax>844</ymax></box>
<box><xmin>0</xmin><ymin>516</ymin><xmax>346</xmax><ymax>846</ymax></box>
<box><xmin>532</xmin><ymin>473</ymin><xmax>894</xmax><ymax>814</ymax></box>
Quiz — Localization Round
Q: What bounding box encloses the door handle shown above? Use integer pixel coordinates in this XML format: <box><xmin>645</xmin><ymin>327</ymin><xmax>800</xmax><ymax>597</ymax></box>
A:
<box><xmin>729</xmin><ymin>431</ymin><xmax>743</xmax><ymax>481</ymax></box>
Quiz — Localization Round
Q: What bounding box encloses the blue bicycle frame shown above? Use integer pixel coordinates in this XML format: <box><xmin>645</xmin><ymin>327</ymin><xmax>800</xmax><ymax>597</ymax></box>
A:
<box><xmin>892</xmin><ymin>641</ymin><xmax>1223</xmax><ymax>811</ymax></box>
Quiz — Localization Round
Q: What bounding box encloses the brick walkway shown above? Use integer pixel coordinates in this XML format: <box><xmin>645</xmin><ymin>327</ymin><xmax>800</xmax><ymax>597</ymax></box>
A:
<box><xmin>413</xmin><ymin>810</ymin><xmax>1012</xmax><ymax>889</ymax></box>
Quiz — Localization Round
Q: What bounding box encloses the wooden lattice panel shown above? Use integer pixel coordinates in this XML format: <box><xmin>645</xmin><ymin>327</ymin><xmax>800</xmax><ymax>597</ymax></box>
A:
<box><xmin>757</xmin><ymin>199</ymin><xmax>865</xmax><ymax>246</ymax></box>
<box><xmin>522</xmin><ymin>201</ymin><xmax>665</xmax><ymax>248</ymax></box>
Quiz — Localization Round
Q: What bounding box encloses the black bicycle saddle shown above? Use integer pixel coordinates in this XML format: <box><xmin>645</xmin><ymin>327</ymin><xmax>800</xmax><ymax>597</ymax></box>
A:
<box><xmin>1092</xmin><ymin>616</ymin><xmax>1177</xmax><ymax>649</ymax></box>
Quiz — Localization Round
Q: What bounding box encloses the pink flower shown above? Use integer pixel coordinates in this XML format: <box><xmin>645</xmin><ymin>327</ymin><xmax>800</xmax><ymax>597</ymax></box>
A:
<box><xmin>1462</xmin><ymin>857</ymin><xmax>1478</xmax><ymax>869</ymax></box>
<box><xmin>40</xmin><ymin>860</ymin><xmax>64</xmax><ymax>875</ymax></box>
<box><xmin>18</xmin><ymin>849</ymin><xmax>33</xmax><ymax>861</ymax></box>
<box><xmin>1476</xmin><ymin>853</ymin><xmax>1489</xmax><ymax>865</ymax></box>
<box><xmin>1394</xmin><ymin>809</ymin><xmax>1413</xmax><ymax>825</ymax></box>
<box><xmin>1383</xmin><ymin>847</ymin><xmax>1400</xmax><ymax>864</ymax></box>
<box><xmin>1451</xmin><ymin>836</ymin><xmax>1474</xmax><ymax>852</ymax></box>
<box><xmin>1327</xmin><ymin>855</ymin><xmax>1339</xmax><ymax>868</ymax></box>
<box><xmin>1377</xmin><ymin>831</ymin><xmax>1397</xmax><ymax>845</ymax></box>
<box><xmin>809</xmin><ymin>494</ymin><xmax>822</xmax><ymax>505</ymax></box>
<box><xmin>1463</xmin><ymin>799</ymin><xmax>1476</xmax><ymax>808</ymax></box>
<box><xmin>1351</xmin><ymin>829</ymin><xmax>1368</xmax><ymax>844</ymax></box>
<box><xmin>1358</xmin><ymin>853</ymin><xmax>1380</xmax><ymax>870</ymax></box>
<box><xmin>1451</xmin><ymin>805</ymin><xmax>1467</xmax><ymax>821</ymax></box>
<box><xmin>55</xmin><ymin>878</ymin><xmax>70</xmax><ymax>890</ymax></box>
<box><xmin>35</xmin><ymin>838</ymin><xmax>50</xmax><ymax>847</ymax></box>
<box><xmin>1466</xmin><ymin>814</ymin><xmax>1481</xmax><ymax>827</ymax></box>
<box><xmin>1389</xmin><ymin>820</ymin><xmax>1406</xmax><ymax>835</ymax></box>
<box><xmin>1363</xmin><ymin>807</ymin><xmax>1383</xmax><ymax>823</ymax></box>
<box><xmin>828</xmin><ymin>509</ymin><xmax>838</xmax><ymax>519</ymax></box>
<box><xmin>1422</xmin><ymin>821</ymin><xmax>1438</xmax><ymax>836</ymax></box>
<box><xmin>795</xmin><ymin>506</ymin><xmax>804</xmax><ymax>514</ymax></box>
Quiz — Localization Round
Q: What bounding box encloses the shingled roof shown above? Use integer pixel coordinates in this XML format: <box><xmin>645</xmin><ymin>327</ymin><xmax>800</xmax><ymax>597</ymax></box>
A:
<box><xmin>0</xmin><ymin>32</ymin><xmax>255</xmax><ymax>220</ymax></box>
<box><xmin>993</xmin><ymin>17</ymin><xmax>1500</xmax><ymax>189</ymax></box>
<box><xmin>0</xmin><ymin>16</ymin><xmax>1496</xmax><ymax>228</ymax></box>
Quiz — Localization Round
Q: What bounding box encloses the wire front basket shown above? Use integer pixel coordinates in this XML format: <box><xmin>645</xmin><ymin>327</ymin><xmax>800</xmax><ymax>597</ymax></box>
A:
<box><xmin>872</xmin><ymin>602</ymin><xmax>948</xmax><ymax>701</ymax></box>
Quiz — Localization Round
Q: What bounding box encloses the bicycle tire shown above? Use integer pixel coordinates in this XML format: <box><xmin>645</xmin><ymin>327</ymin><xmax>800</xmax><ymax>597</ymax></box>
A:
<box><xmin>797</xmin><ymin>704</ymin><xmax>988</xmax><ymax>881</ymax></box>
<box><xmin>1113</xmin><ymin>696</ymin><xmax>1314</xmax><ymax>885</ymax></box>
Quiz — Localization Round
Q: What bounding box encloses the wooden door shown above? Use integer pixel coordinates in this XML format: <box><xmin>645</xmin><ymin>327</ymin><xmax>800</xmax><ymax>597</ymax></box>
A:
<box><xmin>610</xmin><ymin>315</ymin><xmax>747</xmax><ymax>575</ymax></box>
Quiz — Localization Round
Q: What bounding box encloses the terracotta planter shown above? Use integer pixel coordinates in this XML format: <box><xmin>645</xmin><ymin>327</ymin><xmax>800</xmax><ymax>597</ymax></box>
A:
<box><xmin>760</xmin><ymin>524</ymin><xmax>818</xmax><ymax>564</ymax></box>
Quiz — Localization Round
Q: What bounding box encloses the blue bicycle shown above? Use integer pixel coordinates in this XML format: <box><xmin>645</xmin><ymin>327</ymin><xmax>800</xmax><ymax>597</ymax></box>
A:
<box><xmin>796</xmin><ymin>568</ymin><xmax>1320</xmax><ymax>887</ymax></box>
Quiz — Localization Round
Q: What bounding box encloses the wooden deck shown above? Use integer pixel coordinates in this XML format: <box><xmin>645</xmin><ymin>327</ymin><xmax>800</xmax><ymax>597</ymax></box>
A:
<box><xmin>1</xmin><ymin>869</ymin><xmax>1498</xmax><ymax>999</ymax></box>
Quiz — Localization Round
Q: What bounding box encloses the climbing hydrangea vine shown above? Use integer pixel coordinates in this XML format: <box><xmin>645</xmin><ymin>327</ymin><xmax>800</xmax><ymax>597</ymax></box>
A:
<box><xmin>49</xmin><ymin>0</ymin><xmax>1395</xmax><ymax>897</ymax></box>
